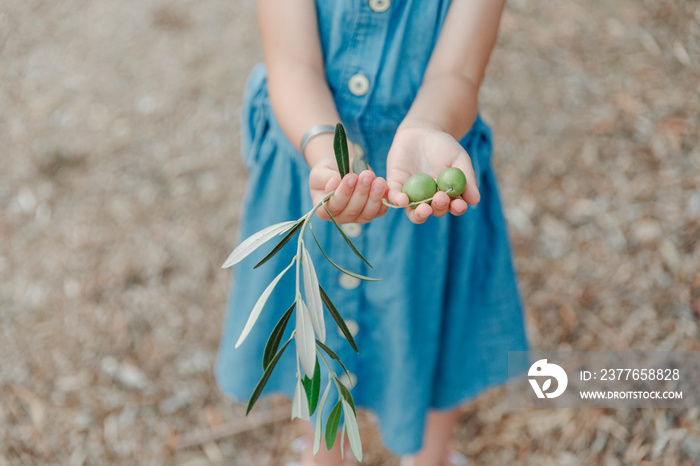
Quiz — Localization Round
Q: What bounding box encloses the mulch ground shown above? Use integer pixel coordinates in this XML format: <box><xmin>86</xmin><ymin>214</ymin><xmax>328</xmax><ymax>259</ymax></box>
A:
<box><xmin>1</xmin><ymin>0</ymin><xmax>698</xmax><ymax>465</ymax></box>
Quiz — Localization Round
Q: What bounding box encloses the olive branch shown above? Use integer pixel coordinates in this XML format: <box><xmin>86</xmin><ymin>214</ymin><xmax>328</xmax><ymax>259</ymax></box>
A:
<box><xmin>222</xmin><ymin>123</ymin><xmax>377</xmax><ymax>461</ymax></box>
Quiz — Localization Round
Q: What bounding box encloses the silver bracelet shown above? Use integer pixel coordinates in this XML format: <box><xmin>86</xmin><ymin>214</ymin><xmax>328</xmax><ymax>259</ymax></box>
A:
<box><xmin>299</xmin><ymin>124</ymin><xmax>336</xmax><ymax>155</ymax></box>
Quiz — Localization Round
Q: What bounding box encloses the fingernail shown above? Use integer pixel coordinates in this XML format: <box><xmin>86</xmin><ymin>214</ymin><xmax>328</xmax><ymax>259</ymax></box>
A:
<box><xmin>347</xmin><ymin>176</ymin><xmax>356</xmax><ymax>187</ymax></box>
<box><xmin>372</xmin><ymin>182</ymin><xmax>384</xmax><ymax>193</ymax></box>
<box><xmin>362</xmin><ymin>176</ymin><xmax>372</xmax><ymax>186</ymax></box>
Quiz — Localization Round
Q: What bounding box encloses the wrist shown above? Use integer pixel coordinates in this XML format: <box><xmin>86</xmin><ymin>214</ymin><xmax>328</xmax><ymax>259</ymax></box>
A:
<box><xmin>303</xmin><ymin>133</ymin><xmax>336</xmax><ymax>168</ymax></box>
<box><xmin>300</xmin><ymin>124</ymin><xmax>335</xmax><ymax>153</ymax></box>
<box><xmin>400</xmin><ymin>73</ymin><xmax>479</xmax><ymax>139</ymax></box>
<box><xmin>397</xmin><ymin>119</ymin><xmax>442</xmax><ymax>133</ymax></box>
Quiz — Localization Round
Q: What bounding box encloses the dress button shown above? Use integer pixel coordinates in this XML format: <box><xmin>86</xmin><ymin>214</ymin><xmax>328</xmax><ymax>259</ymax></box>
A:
<box><xmin>368</xmin><ymin>0</ymin><xmax>390</xmax><ymax>13</ymax></box>
<box><xmin>339</xmin><ymin>274</ymin><xmax>361</xmax><ymax>290</ymax></box>
<box><xmin>348</xmin><ymin>73</ymin><xmax>370</xmax><ymax>96</ymax></box>
<box><xmin>341</xmin><ymin>223</ymin><xmax>362</xmax><ymax>238</ymax></box>
<box><xmin>338</xmin><ymin>372</ymin><xmax>358</xmax><ymax>388</ymax></box>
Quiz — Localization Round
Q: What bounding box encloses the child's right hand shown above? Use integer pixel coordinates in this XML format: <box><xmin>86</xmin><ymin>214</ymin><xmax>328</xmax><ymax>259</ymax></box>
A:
<box><xmin>309</xmin><ymin>157</ymin><xmax>389</xmax><ymax>224</ymax></box>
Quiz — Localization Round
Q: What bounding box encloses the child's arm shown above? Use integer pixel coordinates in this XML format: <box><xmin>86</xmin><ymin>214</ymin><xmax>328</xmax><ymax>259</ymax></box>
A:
<box><xmin>258</xmin><ymin>0</ymin><xmax>388</xmax><ymax>224</ymax></box>
<box><xmin>386</xmin><ymin>0</ymin><xmax>506</xmax><ymax>224</ymax></box>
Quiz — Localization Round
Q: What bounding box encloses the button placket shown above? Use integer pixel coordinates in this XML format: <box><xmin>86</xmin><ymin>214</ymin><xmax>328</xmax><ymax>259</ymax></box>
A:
<box><xmin>325</xmin><ymin>2</ymin><xmax>389</xmax><ymax>401</ymax></box>
<box><xmin>336</xmin><ymin>0</ymin><xmax>390</xmax><ymax>118</ymax></box>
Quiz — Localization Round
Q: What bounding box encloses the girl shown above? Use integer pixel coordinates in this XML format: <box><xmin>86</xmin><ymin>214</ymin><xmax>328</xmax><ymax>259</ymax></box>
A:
<box><xmin>215</xmin><ymin>1</ymin><xmax>529</xmax><ymax>465</ymax></box>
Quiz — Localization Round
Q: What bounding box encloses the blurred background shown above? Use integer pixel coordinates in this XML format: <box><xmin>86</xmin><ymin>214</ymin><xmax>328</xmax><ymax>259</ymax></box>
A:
<box><xmin>1</xmin><ymin>0</ymin><xmax>698</xmax><ymax>464</ymax></box>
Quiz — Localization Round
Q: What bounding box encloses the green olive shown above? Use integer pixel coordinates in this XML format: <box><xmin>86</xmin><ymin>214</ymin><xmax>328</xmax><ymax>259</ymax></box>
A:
<box><xmin>437</xmin><ymin>167</ymin><xmax>467</xmax><ymax>198</ymax></box>
<box><xmin>402</xmin><ymin>173</ymin><xmax>438</xmax><ymax>207</ymax></box>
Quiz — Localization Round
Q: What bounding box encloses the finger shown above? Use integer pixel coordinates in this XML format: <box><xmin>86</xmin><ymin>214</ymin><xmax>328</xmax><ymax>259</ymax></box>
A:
<box><xmin>309</xmin><ymin>167</ymin><xmax>337</xmax><ymax>195</ymax></box>
<box><xmin>448</xmin><ymin>198</ymin><xmax>469</xmax><ymax>216</ymax></box>
<box><xmin>356</xmin><ymin>176</ymin><xmax>388</xmax><ymax>223</ymax></box>
<box><xmin>323</xmin><ymin>173</ymin><xmax>358</xmax><ymax>218</ymax></box>
<box><xmin>405</xmin><ymin>202</ymin><xmax>432</xmax><ymax>224</ymax></box>
<box><xmin>464</xmin><ymin>183</ymin><xmax>480</xmax><ymax>205</ymax></box>
<box><xmin>339</xmin><ymin>171</ymin><xmax>374</xmax><ymax>222</ymax></box>
<box><xmin>311</xmin><ymin>172</ymin><xmax>342</xmax><ymax>221</ymax></box>
<box><xmin>429</xmin><ymin>191</ymin><xmax>450</xmax><ymax>218</ymax></box>
<box><xmin>387</xmin><ymin>181</ymin><xmax>409</xmax><ymax>207</ymax></box>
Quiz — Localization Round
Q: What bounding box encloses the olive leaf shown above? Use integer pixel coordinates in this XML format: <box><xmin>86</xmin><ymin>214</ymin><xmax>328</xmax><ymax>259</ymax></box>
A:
<box><xmin>292</xmin><ymin>378</ymin><xmax>310</xmax><ymax>421</ymax></box>
<box><xmin>313</xmin><ymin>379</ymin><xmax>332</xmax><ymax>455</ymax></box>
<box><xmin>309</xmin><ymin>222</ymin><xmax>379</xmax><ymax>282</ymax></box>
<box><xmin>334</xmin><ymin>377</ymin><xmax>356</xmax><ymax>414</ymax></box>
<box><xmin>333</xmin><ymin>123</ymin><xmax>350</xmax><ymax>178</ymax></box>
<box><xmin>222</xmin><ymin>220</ymin><xmax>299</xmax><ymax>268</ymax></box>
<box><xmin>325</xmin><ymin>401</ymin><xmax>343</xmax><ymax>451</ymax></box>
<box><xmin>319</xmin><ymin>285</ymin><xmax>359</xmax><ymax>353</ymax></box>
<box><xmin>322</xmin><ymin>203</ymin><xmax>373</xmax><ymax>269</ymax></box>
<box><xmin>302</xmin><ymin>357</ymin><xmax>321</xmax><ymax>416</ymax></box>
<box><xmin>340</xmin><ymin>424</ymin><xmax>346</xmax><ymax>459</ymax></box>
<box><xmin>295</xmin><ymin>298</ymin><xmax>317</xmax><ymax>378</ymax></box>
<box><xmin>352</xmin><ymin>154</ymin><xmax>369</xmax><ymax>175</ymax></box>
<box><xmin>342</xmin><ymin>399</ymin><xmax>363</xmax><ymax>462</ymax></box>
<box><xmin>254</xmin><ymin>220</ymin><xmax>304</xmax><ymax>269</ymax></box>
<box><xmin>262</xmin><ymin>301</ymin><xmax>295</xmax><ymax>370</ymax></box>
<box><xmin>228</xmin><ymin>122</ymin><xmax>385</xmax><ymax>455</ymax></box>
<box><xmin>235</xmin><ymin>259</ymin><xmax>295</xmax><ymax>349</ymax></box>
<box><xmin>246</xmin><ymin>338</ymin><xmax>292</xmax><ymax>415</ymax></box>
<box><xmin>301</xmin><ymin>242</ymin><xmax>326</xmax><ymax>343</ymax></box>
<box><xmin>316</xmin><ymin>339</ymin><xmax>352</xmax><ymax>380</ymax></box>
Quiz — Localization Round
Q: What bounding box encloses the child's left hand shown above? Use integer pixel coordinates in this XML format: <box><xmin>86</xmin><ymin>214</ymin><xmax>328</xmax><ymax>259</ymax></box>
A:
<box><xmin>386</xmin><ymin>125</ymin><xmax>481</xmax><ymax>224</ymax></box>
<box><xmin>309</xmin><ymin>156</ymin><xmax>389</xmax><ymax>224</ymax></box>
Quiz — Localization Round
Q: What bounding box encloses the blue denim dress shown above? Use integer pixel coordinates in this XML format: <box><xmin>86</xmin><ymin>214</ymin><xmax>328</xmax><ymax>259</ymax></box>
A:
<box><xmin>216</xmin><ymin>0</ymin><xmax>528</xmax><ymax>456</ymax></box>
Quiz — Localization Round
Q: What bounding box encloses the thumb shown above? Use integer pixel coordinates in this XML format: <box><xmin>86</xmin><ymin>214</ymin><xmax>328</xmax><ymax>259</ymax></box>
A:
<box><xmin>309</xmin><ymin>165</ymin><xmax>341</xmax><ymax>206</ymax></box>
<box><xmin>324</xmin><ymin>173</ymin><xmax>342</xmax><ymax>193</ymax></box>
<box><xmin>309</xmin><ymin>164</ymin><xmax>338</xmax><ymax>191</ymax></box>
<box><xmin>387</xmin><ymin>180</ymin><xmax>409</xmax><ymax>207</ymax></box>
<box><xmin>451</xmin><ymin>159</ymin><xmax>480</xmax><ymax>206</ymax></box>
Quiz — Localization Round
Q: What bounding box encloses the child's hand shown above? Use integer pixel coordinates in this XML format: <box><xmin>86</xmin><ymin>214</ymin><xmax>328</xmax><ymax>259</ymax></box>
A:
<box><xmin>386</xmin><ymin>126</ymin><xmax>480</xmax><ymax>224</ymax></box>
<box><xmin>309</xmin><ymin>157</ymin><xmax>389</xmax><ymax>224</ymax></box>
